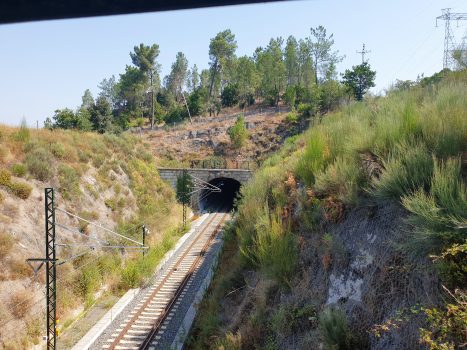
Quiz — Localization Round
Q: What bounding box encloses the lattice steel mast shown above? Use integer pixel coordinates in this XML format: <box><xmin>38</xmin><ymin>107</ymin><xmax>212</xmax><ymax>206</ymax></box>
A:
<box><xmin>356</xmin><ymin>43</ymin><xmax>371</xmax><ymax>64</ymax></box>
<box><xmin>437</xmin><ymin>8</ymin><xmax>467</xmax><ymax>69</ymax></box>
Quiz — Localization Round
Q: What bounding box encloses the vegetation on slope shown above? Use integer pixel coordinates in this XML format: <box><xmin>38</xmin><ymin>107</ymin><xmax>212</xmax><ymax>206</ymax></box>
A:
<box><xmin>0</xmin><ymin>125</ymin><xmax>185</xmax><ymax>349</ymax></box>
<box><xmin>189</xmin><ymin>69</ymin><xmax>467</xmax><ymax>349</ymax></box>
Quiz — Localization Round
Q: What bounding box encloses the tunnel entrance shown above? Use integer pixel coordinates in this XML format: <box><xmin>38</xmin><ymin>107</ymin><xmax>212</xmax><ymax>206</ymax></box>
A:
<box><xmin>198</xmin><ymin>177</ymin><xmax>241</xmax><ymax>213</ymax></box>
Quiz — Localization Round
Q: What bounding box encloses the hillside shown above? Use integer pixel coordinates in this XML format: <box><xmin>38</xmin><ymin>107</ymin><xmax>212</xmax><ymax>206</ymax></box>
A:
<box><xmin>135</xmin><ymin>105</ymin><xmax>307</xmax><ymax>168</ymax></box>
<box><xmin>0</xmin><ymin>127</ymin><xmax>184</xmax><ymax>349</ymax></box>
<box><xmin>187</xmin><ymin>72</ymin><xmax>467</xmax><ymax>349</ymax></box>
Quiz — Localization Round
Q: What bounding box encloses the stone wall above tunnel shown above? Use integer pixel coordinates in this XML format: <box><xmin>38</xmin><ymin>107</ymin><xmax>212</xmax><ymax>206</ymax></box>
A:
<box><xmin>158</xmin><ymin>168</ymin><xmax>254</xmax><ymax>214</ymax></box>
<box><xmin>157</xmin><ymin>168</ymin><xmax>254</xmax><ymax>190</ymax></box>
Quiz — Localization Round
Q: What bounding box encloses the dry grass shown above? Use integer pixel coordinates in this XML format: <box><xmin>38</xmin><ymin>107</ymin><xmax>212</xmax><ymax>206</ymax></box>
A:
<box><xmin>9</xmin><ymin>289</ymin><xmax>33</xmax><ymax>317</ymax></box>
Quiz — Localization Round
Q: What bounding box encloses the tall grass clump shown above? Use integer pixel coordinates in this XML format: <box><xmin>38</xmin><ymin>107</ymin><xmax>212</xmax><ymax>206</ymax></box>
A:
<box><xmin>13</xmin><ymin>117</ymin><xmax>30</xmax><ymax>143</ymax></box>
<box><xmin>319</xmin><ymin>306</ymin><xmax>362</xmax><ymax>349</ymax></box>
<box><xmin>370</xmin><ymin>140</ymin><xmax>434</xmax><ymax>200</ymax></box>
<box><xmin>402</xmin><ymin>157</ymin><xmax>467</xmax><ymax>255</ymax></box>
<box><xmin>238</xmin><ymin>204</ymin><xmax>298</xmax><ymax>287</ymax></box>
<box><xmin>295</xmin><ymin>129</ymin><xmax>329</xmax><ymax>186</ymax></box>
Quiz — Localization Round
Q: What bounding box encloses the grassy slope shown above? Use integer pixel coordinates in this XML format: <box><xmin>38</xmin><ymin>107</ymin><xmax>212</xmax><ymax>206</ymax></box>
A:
<box><xmin>0</xmin><ymin>126</ymin><xmax>185</xmax><ymax>349</ymax></box>
<box><xmin>188</xmin><ymin>71</ymin><xmax>467</xmax><ymax>349</ymax></box>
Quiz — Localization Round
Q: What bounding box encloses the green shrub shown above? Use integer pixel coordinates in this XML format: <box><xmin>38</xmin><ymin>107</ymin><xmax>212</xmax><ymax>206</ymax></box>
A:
<box><xmin>50</xmin><ymin>142</ymin><xmax>65</xmax><ymax>158</ymax></box>
<box><xmin>118</xmin><ymin>197</ymin><xmax>125</xmax><ymax>208</ymax></box>
<box><xmin>105</xmin><ymin>197</ymin><xmax>117</xmax><ymax>211</ymax></box>
<box><xmin>0</xmin><ymin>169</ymin><xmax>12</xmax><ymax>187</ymax></box>
<box><xmin>11</xmin><ymin>163</ymin><xmax>26</xmax><ymax>177</ymax></box>
<box><xmin>92</xmin><ymin>154</ymin><xmax>105</xmax><ymax>168</ymax></box>
<box><xmin>285</xmin><ymin>113</ymin><xmax>299</xmax><ymax>124</ymax></box>
<box><xmin>77</xmin><ymin>149</ymin><xmax>89</xmax><ymax>163</ymax></box>
<box><xmin>24</xmin><ymin>148</ymin><xmax>54</xmax><ymax>181</ymax></box>
<box><xmin>0</xmin><ymin>192</ymin><xmax>3</xmax><ymax>205</ymax></box>
<box><xmin>319</xmin><ymin>306</ymin><xmax>361</xmax><ymax>350</ymax></box>
<box><xmin>121</xmin><ymin>261</ymin><xmax>141</xmax><ymax>289</ymax></box>
<box><xmin>142</xmin><ymin>152</ymin><xmax>153</xmax><ymax>163</ymax></box>
<box><xmin>22</xmin><ymin>141</ymin><xmax>37</xmax><ymax>153</ymax></box>
<box><xmin>271</xmin><ymin>302</ymin><xmax>316</xmax><ymax>336</ymax></box>
<box><xmin>11</xmin><ymin>181</ymin><xmax>33</xmax><ymax>199</ymax></box>
<box><xmin>58</xmin><ymin>165</ymin><xmax>81</xmax><ymax>199</ymax></box>
<box><xmin>135</xmin><ymin>118</ymin><xmax>145</xmax><ymax>127</ymax></box>
<box><xmin>229</xmin><ymin>114</ymin><xmax>249</xmax><ymax>150</ymax></box>
<box><xmin>114</xmin><ymin>183</ymin><xmax>121</xmax><ymax>195</ymax></box>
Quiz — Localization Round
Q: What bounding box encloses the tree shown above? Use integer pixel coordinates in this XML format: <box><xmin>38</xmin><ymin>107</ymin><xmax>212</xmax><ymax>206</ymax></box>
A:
<box><xmin>236</xmin><ymin>56</ymin><xmax>258</xmax><ymax>109</ymax></box>
<box><xmin>118</xmin><ymin>65</ymin><xmax>147</xmax><ymax>108</ymax></box>
<box><xmin>200</xmin><ymin>69</ymin><xmax>210</xmax><ymax>89</ymax></box>
<box><xmin>285</xmin><ymin>35</ymin><xmax>299</xmax><ymax>86</ymax></box>
<box><xmin>208</xmin><ymin>30</ymin><xmax>237</xmax><ymax>97</ymax></box>
<box><xmin>187</xmin><ymin>64</ymin><xmax>199</xmax><ymax>93</ymax></box>
<box><xmin>342</xmin><ymin>62</ymin><xmax>376</xmax><ymax>101</ymax></box>
<box><xmin>187</xmin><ymin>88</ymin><xmax>205</xmax><ymax>117</ymax></box>
<box><xmin>89</xmin><ymin>96</ymin><xmax>113</xmax><ymax>133</ymax></box>
<box><xmin>50</xmin><ymin>108</ymin><xmax>92</xmax><ymax>131</ymax></box>
<box><xmin>170</xmin><ymin>52</ymin><xmax>189</xmax><ymax>96</ymax></box>
<box><xmin>82</xmin><ymin>89</ymin><xmax>94</xmax><ymax>108</ymax></box>
<box><xmin>220</xmin><ymin>83</ymin><xmax>238</xmax><ymax>107</ymax></box>
<box><xmin>229</xmin><ymin>114</ymin><xmax>248</xmax><ymax>150</ymax></box>
<box><xmin>309</xmin><ymin>26</ymin><xmax>344</xmax><ymax>85</ymax></box>
<box><xmin>130</xmin><ymin>43</ymin><xmax>161</xmax><ymax>129</ymax></box>
<box><xmin>98</xmin><ymin>75</ymin><xmax>119</xmax><ymax>109</ymax></box>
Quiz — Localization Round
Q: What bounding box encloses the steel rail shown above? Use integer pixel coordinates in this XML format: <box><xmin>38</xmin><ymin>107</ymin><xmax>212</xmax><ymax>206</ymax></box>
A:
<box><xmin>108</xmin><ymin>207</ymin><xmax>229</xmax><ymax>350</ymax></box>
<box><xmin>139</xmin><ymin>211</ymin><xmax>229</xmax><ymax>350</ymax></box>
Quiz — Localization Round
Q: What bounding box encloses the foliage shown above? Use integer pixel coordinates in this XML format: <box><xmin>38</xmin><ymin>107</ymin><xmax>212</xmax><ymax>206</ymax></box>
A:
<box><xmin>319</xmin><ymin>306</ymin><xmax>361</xmax><ymax>350</ymax></box>
<box><xmin>228</xmin><ymin>114</ymin><xmax>249</xmax><ymax>150</ymax></box>
<box><xmin>342</xmin><ymin>61</ymin><xmax>376</xmax><ymax>101</ymax></box>
<box><xmin>58</xmin><ymin>165</ymin><xmax>81</xmax><ymax>200</ymax></box>
<box><xmin>11</xmin><ymin>181</ymin><xmax>33</xmax><ymax>199</ymax></box>
<box><xmin>11</xmin><ymin>163</ymin><xmax>26</xmax><ymax>177</ymax></box>
<box><xmin>24</xmin><ymin>148</ymin><xmax>54</xmax><ymax>181</ymax></box>
<box><xmin>13</xmin><ymin>117</ymin><xmax>30</xmax><ymax>143</ymax></box>
<box><xmin>0</xmin><ymin>169</ymin><xmax>12</xmax><ymax>186</ymax></box>
<box><xmin>419</xmin><ymin>288</ymin><xmax>467</xmax><ymax>350</ymax></box>
<box><xmin>432</xmin><ymin>241</ymin><xmax>467</xmax><ymax>288</ymax></box>
<box><xmin>220</xmin><ymin>83</ymin><xmax>239</xmax><ymax>107</ymax></box>
<box><xmin>285</xmin><ymin>112</ymin><xmax>299</xmax><ymax>124</ymax></box>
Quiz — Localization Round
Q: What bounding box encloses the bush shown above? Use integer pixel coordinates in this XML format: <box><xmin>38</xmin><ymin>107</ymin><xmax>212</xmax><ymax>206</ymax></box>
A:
<box><xmin>58</xmin><ymin>165</ymin><xmax>80</xmax><ymax>199</ymax></box>
<box><xmin>77</xmin><ymin>149</ymin><xmax>89</xmax><ymax>163</ymax></box>
<box><xmin>24</xmin><ymin>148</ymin><xmax>54</xmax><ymax>181</ymax></box>
<box><xmin>229</xmin><ymin>114</ymin><xmax>249</xmax><ymax>150</ymax></box>
<box><xmin>11</xmin><ymin>163</ymin><xmax>26</xmax><ymax>177</ymax></box>
<box><xmin>11</xmin><ymin>181</ymin><xmax>33</xmax><ymax>199</ymax></box>
<box><xmin>114</xmin><ymin>183</ymin><xmax>121</xmax><ymax>195</ymax></box>
<box><xmin>105</xmin><ymin>197</ymin><xmax>117</xmax><ymax>211</ymax></box>
<box><xmin>0</xmin><ymin>169</ymin><xmax>12</xmax><ymax>186</ymax></box>
<box><xmin>285</xmin><ymin>113</ymin><xmax>299</xmax><ymax>125</ymax></box>
<box><xmin>50</xmin><ymin>142</ymin><xmax>65</xmax><ymax>158</ymax></box>
<box><xmin>0</xmin><ymin>232</ymin><xmax>16</xmax><ymax>255</ymax></box>
<box><xmin>135</xmin><ymin>118</ymin><xmax>145</xmax><ymax>127</ymax></box>
<box><xmin>92</xmin><ymin>154</ymin><xmax>105</xmax><ymax>168</ymax></box>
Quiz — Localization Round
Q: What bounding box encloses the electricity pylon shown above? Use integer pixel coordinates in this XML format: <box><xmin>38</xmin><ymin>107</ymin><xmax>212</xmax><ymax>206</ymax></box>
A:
<box><xmin>437</xmin><ymin>8</ymin><xmax>467</xmax><ymax>69</ymax></box>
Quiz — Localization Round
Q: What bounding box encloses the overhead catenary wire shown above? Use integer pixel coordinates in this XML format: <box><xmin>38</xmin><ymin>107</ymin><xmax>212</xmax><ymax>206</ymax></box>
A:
<box><xmin>1</xmin><ymin>196</ymin><xmax>181</xmax><ymax>331</ymax></box>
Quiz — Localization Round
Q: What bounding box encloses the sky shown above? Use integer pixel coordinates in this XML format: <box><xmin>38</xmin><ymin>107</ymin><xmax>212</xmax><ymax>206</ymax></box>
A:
<box><xmin>0</xmin><ymin>0</ymin><xmax>466</xmax><ymax>127</ymax></box>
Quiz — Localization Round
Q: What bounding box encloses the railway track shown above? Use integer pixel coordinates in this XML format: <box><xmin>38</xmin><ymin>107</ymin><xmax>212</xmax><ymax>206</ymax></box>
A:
<box><xmin>102</xmin><ymin>205</ymin><xmax>230</xmax><ymax>350</ymax></box>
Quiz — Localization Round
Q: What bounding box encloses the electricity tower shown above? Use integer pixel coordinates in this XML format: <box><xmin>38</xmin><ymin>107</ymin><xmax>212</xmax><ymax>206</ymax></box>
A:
<box><xmin>356</xmin><ymin>43</ymin><xmax>371</xmax><ymax>64</ymax></box>
<box><xmin>437</xmin><ymin>8</ymin><xmax>467</xmax><ymax>69</ymax></box>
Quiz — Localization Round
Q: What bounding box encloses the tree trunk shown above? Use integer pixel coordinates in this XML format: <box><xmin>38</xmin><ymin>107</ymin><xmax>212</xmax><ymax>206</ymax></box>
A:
<box><xmin>209</xmin><ymin>60</ymin><xmax>218</xmax><ymax>98</ymax></box>
<box><xmin>150</xmin><ymin>73</ymin><xmax>154</xmax><ymax>129</ymax></box>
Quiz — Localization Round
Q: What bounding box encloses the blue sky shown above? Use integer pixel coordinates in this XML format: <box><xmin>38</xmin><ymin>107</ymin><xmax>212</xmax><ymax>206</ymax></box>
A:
<box><xmin>0</xmin><ymin>0</ymin><xmax>465</xmax><ymax>127</ymax></box>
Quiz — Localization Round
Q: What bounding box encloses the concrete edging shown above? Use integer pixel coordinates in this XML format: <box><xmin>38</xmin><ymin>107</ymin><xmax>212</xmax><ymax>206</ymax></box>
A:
<box><xmin>71</xmin><ymin>214</ymin><xmax>210</xmax><ymax>350</ymax></box>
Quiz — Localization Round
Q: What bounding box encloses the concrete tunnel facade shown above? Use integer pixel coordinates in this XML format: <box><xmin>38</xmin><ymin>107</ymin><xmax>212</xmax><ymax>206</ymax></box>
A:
<box><xmin>157</xmin><ymin>168</ymin><xmax>254</xmax><ymax>213</ymax></box>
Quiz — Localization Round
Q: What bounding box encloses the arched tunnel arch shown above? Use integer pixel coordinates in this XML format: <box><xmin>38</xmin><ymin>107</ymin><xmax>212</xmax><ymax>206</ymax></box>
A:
<box><xmin>197</xmin><ymin>177</ymin><xmax>241</xmax><ymax>213</ymax></box>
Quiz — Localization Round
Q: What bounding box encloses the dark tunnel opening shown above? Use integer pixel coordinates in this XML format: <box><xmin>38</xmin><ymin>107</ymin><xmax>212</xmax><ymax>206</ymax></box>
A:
<box><xmin>198</xmin><ymin>177</ymin><xmax>241</xmax><ymax>213</ymax></box>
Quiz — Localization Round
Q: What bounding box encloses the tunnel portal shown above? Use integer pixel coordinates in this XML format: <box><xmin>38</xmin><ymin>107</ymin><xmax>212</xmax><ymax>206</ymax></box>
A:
<box><xmin>198</xmin><ymin>177</ymin><xmax>241</xmax><ymax>213</ymax></box>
